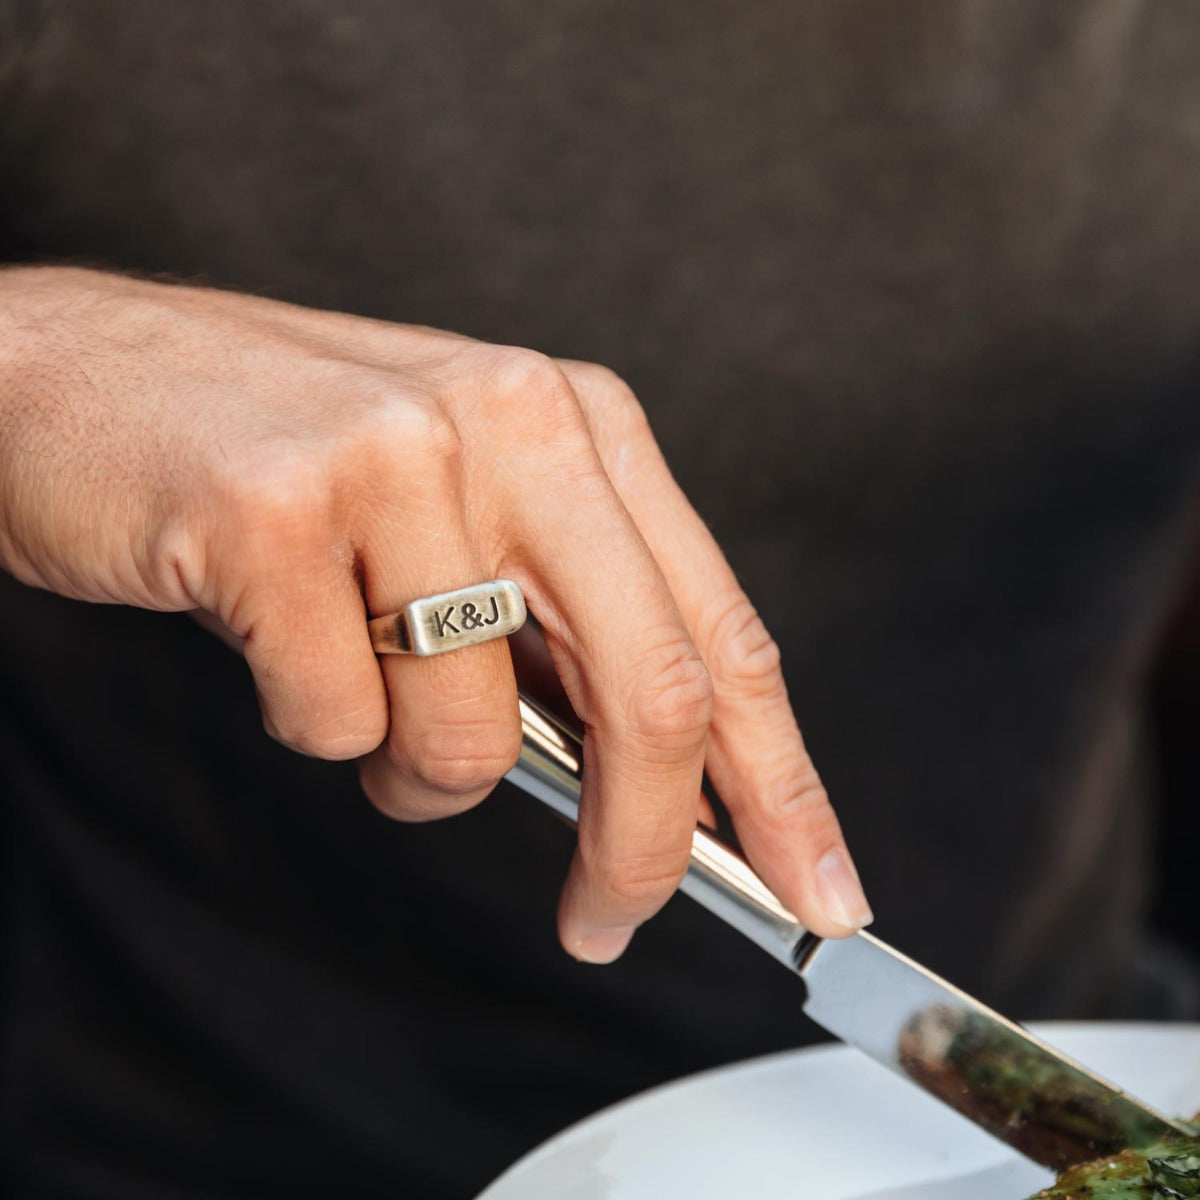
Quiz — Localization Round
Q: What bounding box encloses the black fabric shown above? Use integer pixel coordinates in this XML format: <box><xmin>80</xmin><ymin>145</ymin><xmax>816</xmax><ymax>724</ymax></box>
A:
<box><xmin>3</xmin><ymin>3</ymin><xmax>1200</xmax><ymax>1196</ymax></box>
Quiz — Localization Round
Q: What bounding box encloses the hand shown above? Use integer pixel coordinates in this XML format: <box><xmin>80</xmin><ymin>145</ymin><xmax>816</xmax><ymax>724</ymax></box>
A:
<box><xmin>0</xmin><ymin>266</ymin><xmax>872</xmax><ymax>959</ymax></box>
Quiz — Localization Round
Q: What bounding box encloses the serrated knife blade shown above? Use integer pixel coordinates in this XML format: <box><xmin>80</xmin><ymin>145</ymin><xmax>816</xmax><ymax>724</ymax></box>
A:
<box><xmin>510</xmin><ymin>692</ymin><xmax>1191</xmax><ymax>1172</ymax></box>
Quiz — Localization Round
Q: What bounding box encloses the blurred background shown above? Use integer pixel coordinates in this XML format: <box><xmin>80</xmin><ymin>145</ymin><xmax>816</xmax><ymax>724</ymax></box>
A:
<box><xmin>1147</xmin><ymin>523</ymin><xmax>1200</xmax><ymax>1016</ymax></box>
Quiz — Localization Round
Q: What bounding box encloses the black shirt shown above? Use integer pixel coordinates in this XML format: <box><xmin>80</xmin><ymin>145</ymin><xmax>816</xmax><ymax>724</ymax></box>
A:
<box><xmin>3</xmin><ymin>3</ymin><xmax>1200</xmax><ymax>1196</ymax></box>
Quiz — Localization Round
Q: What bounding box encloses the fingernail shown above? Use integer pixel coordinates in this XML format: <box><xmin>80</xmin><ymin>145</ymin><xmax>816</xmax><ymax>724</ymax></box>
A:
<box><xmin>815</xmin><ymin>850</ymin><xmax>874</xmax><ymax>931</ymax></box>
<box><xmin>573</xmin><ymin>926</ymin><xmax>636</xmax><ymax>964</ymax></box>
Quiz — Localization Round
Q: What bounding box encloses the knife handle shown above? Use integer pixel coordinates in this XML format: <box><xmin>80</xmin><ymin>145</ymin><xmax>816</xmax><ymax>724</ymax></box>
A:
<box><xmin>510</xmin><ymin>692</ymin><xmax>811</xmax><ymax>967</ymax></box>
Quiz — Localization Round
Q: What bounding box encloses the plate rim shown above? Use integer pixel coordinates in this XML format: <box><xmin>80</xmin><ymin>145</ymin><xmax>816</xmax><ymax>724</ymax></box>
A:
<box><xmin>478</xmin><ymin>1020</ymin><xmax>1200</xmax><ymax>1198</ymax></box>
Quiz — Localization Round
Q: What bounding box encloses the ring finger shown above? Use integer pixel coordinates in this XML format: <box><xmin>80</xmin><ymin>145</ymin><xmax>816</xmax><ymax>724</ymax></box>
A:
<box><xmin>357</xmin><ymin>541</ymin><xmax>524</xmax><ymax>822</ymax></box>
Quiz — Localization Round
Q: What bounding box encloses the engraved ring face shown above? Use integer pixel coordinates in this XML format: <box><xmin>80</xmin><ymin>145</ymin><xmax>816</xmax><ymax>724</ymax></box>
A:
<box><xmin>368</xmin><ymin>580</ymin><xmax>527</xmax><ymax>656</ymax></box>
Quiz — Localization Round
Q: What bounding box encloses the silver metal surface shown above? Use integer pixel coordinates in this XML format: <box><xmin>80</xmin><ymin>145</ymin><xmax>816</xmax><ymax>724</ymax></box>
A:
<box><xmin>369</xmin><ymin>579</ymin><xmax>526</xmax><ymax>656</ymax></box>
<box><xmin>798</xmin><ymin>932</ymin><xmax>1191</xmax><ymax>1168</ymax></box>
<box><xmin>510</xmin><ymin>691</ymin><xmax>1191</xmax><ymax>1171</ymax></box>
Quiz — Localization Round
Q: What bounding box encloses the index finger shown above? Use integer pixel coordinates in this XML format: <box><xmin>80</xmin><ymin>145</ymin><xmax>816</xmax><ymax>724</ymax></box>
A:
<box><xmin>560</xmin><ymin>362</ymin><xmax>872</xmax><ymax>939</ymax></box>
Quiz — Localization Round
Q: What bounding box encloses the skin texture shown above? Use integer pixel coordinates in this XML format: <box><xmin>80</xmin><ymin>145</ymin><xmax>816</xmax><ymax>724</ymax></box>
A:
<box><xmin>0</xmin><ymin>265</ymin><xmax>871</xmax><ymax>961</ymax></box>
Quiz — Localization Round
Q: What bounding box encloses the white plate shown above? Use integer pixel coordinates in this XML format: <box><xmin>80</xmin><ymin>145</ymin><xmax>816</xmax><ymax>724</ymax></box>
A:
<box><xmin>477</xmin><ymin>1023</ymin><xmax>1200</xmax><ymax>1200</ymax></box>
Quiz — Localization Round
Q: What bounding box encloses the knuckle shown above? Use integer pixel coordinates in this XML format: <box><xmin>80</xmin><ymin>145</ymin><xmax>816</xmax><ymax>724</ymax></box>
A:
<box><xmin>357</xmin><ymin>379</ymin><xmax>460</xmax><ymax>463</ymax></box>
<box><xmin>583</xmin><ymin>363</ymin><xmax>650</xmax><ymax>432</ymax></box>
<box><xmin>402</xmin><ymin>394</ymin><xmax>462</xmax><ymax>465</ymax></box>
<box><xmin>403</xmin><ymin>718</ymin><xmax>522</xmax><ymax>794</ymax></box>
<box><xmin>760</xmin><ymin>767</ymin><xmax>833</xmax><ymax>827</ymax></box>
<box><xmin>487</xmin><ymin>346</ymin><xmax>567</xmax><ymax>395</ymax></box>
<box><xmin>593</xmin><ymin>846</ymin><xmax>691</xmax><ymax>914</ymax></box>
<box><xmin>472</xmin><ymin>348</ymin><xmax>607</xmax><ymax>497</ymax></box>
<box><xmin>351</xmin><ymin>380</ymin><xmax>462</xmax><ymax>469</ymax></box>
<box><xmin>214</xmin><ymin>452</ymin><xmax>332</xmax><ymax>547</ymax></box>
<box><xmin>706</xmin><ymin>598</ymin><xmax>785</xmax><ymax>700</ymax></box>
<box><xmin>484</xmin><ymin>347</ymin><xmax>582</xmax><ymax>424</ymax></box>
<box><xmin>627</xmin><ymin>638</ymin><xmax>714</xmax><ymax>752</ymax></box>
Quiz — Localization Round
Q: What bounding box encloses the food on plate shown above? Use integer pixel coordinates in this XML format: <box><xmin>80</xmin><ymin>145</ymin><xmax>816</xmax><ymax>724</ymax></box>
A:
<box><xmin>1030</xmin><ymin>1137</ymin><xmax>1200</xmax><ymax>1198</ymax></box>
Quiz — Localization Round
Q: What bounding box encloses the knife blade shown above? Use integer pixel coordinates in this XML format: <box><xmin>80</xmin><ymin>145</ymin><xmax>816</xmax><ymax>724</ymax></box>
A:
<box><xmin>509</xmin><ymin>692</ymin><xmax>1191</xmax><ymax>1172</ymax></box>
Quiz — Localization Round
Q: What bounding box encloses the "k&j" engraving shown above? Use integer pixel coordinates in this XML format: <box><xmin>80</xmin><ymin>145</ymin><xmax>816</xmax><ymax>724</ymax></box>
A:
<box><xmin>368</xmin><ymin>579</ymin><xmax>526</xmax><ymax>657</ymax></box>
<box><xmin>433</xmin><ymin>595</ymin><xmax>501</xmax><ymax>637</ymax></box>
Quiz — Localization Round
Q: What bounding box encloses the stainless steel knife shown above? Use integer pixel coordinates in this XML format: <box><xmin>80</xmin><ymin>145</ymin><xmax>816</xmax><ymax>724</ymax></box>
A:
<box><xmin>509</xmin><ymin>692</ymin><xmax>1191</xmax><ymax>1172</ymax></box>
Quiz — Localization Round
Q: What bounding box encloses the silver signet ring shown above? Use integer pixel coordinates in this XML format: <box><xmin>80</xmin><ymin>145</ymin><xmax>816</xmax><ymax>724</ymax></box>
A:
<box><xmin>367</xmin><ymin>579</ymin><xmax>527</xmax><ymax>656</ymax></box>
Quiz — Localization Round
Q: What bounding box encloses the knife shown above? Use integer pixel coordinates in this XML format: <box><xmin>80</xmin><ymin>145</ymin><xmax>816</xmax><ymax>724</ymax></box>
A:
<box><xmin>509</xmin><ymin>692</ymin><xmax>1191</xmax><ymax>1173</ymax></box>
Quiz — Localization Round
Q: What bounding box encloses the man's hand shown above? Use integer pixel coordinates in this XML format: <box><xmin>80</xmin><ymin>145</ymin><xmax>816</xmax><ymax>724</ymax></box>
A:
<box><xmin>0</xmin><ymin>266</ymin><xmax>871</xmax><ymax>960</ymax></box>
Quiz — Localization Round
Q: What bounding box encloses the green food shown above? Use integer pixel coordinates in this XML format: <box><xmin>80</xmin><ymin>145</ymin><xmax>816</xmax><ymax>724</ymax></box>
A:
<box><xmin>1031</xmin><ymin>1137</ymin><xmax>1200</xmax><ymax>1199</ymax></box>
